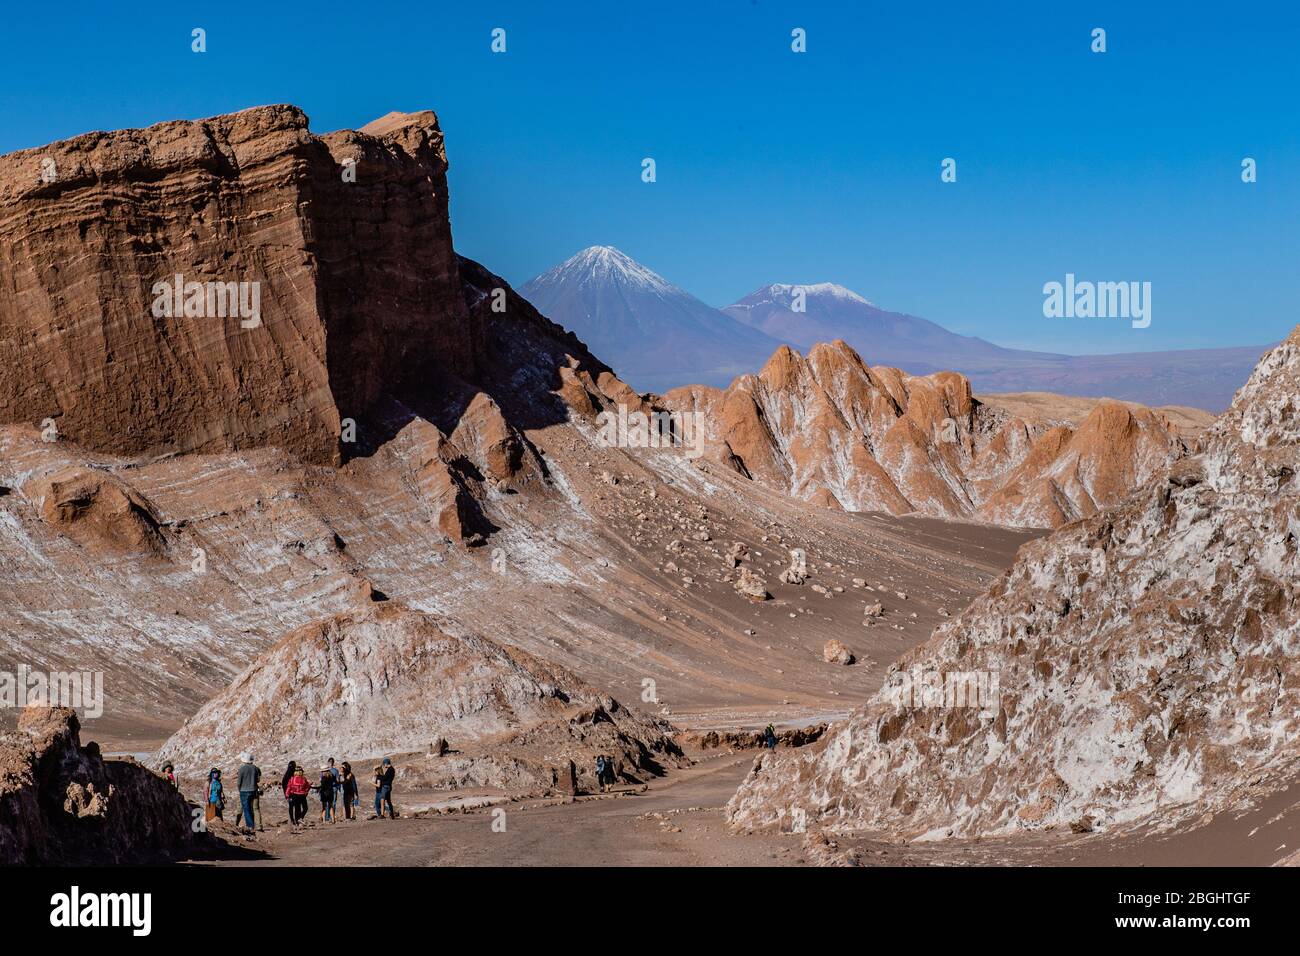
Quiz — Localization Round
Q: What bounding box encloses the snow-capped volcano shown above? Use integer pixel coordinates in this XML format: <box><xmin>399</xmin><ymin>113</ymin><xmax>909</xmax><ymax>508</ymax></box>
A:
<box><xmin>723</xmin><ymin>281</ymin><xmax>986</xmax><ymax>363</ymax></box>
<box><xmin>520</xmin><ymin>246</ymin><xmax>783</xmax><ymax>394</ymax></box>
<box><xmin>722</xmin><ymin>282</ymin><xmax>1268</xmax><ymax>409</ymax></box>
<box><xmin>759</xmin><ymin>282</ymin><xmax>876</xmax><ymax>308</ymax></box>
<box><xmin>537</xmin><ymin>245</ymin><xmax>679</xmax><ymax>297</ymax></box>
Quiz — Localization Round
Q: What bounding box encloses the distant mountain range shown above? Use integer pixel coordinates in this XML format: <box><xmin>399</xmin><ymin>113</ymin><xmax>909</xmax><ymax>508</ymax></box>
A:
<box><xmin>519</xmin><ymin>246</ymin><xmax>783</xmax><ymax>394</ymax></box>
<box><xmin>520</xmin><ymin>247</ymin><xmax>1270</xmax><ymax>411</ymax></box>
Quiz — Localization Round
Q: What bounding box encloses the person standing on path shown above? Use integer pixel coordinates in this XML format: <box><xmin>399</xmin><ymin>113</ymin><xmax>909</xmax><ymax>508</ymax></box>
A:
<box><xmin>340</xmin><ymin>762</ymin><xmax>358</xmax><ymax>820</ymax></box>
<box><xmin>285</xmin><ymin>767</ymin><xmax>312</xmax><ymax>828</ymax></box>
<box><xmin>317</xmin><ymin>765</ymin><xmax>337</xmax><ymax>823</ymax></box>
<box><xmin>236</xmin><ymin>753</ymin><xmax>262</xmax><ymax>833</ymax></box>
<box><xmin>280</xmin><ymin>761</ymin><xmax>298</xmax><ymax>824</ymax></box>
<box><xmin>372</xmin><ymin>758</ymin><xmax>396</xmax><ymax>819</ymax></box>
<box><xmin>206</xmin><ymin>768</ymin><xmax>224</xmax><ymax>821</ymax></box>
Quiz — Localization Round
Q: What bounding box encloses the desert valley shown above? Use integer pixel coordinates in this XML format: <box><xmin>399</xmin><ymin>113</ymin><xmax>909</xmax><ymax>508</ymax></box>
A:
<box><xmin>0</xmin><ymin>105</ymin><xmax>1295</xmax><ymax>881</ymax></box>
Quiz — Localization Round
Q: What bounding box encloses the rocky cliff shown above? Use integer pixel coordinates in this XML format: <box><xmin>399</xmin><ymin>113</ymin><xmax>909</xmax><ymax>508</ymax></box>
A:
<box><xmin>667</xmin><ymin>340</ymin><xmax>1189</xmax><ymax>528</ymax></box>
<box><xmin>727</xmin><ymin>328</ymin><xmax>1300</xmax><ymax>838</ymax></box>
<box><xmin>0</xmin><ymin>105</ymin><xmax>477</xmax><ymax>464</ymax></box>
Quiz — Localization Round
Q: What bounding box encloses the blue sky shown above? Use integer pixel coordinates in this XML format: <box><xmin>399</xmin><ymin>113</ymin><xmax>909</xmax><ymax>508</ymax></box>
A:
<box><xmin>2</xmin><ymin>1</ymin><xmax>1297</xmax><ymax>353</ymax></box>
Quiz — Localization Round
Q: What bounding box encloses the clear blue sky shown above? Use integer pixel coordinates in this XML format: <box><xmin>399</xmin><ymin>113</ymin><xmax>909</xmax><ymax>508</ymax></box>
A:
<box><xmin>2</xmin><ymin>1</ymin><xmax>1297</xmax><ymax>353</ymax></box>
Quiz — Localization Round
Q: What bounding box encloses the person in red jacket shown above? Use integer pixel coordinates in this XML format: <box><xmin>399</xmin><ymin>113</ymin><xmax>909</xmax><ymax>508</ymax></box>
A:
<box><xmin>285</xmin><ymin>767</ymin><xmax>312</xmax><ymax>828</ymax></box>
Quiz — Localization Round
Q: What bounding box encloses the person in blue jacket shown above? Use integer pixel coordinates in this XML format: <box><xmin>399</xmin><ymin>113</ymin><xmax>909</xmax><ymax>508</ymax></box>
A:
<box><xmin>206</xmin><ymin>768</ymin><xmax>224</xmax><ymax>821</ymax></box>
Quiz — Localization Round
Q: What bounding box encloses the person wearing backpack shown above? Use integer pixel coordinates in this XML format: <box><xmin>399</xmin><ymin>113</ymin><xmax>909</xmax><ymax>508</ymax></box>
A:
<box><xmin>764</xmin><ymin>724</ymin><xmax>778</xmax><ymax>749</ymax></box>
<box><xmin>281</xmin><ymin>761</ymin><xmax>300</xmax><ymax>824</ymax></box>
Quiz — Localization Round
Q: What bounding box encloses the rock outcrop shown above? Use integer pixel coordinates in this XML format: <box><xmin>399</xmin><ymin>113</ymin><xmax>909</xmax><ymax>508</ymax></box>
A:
<box><xmin>679</xmin><ymin>724</ymin><xmax>829</xmax><ymax>751</ymax></box>
<box><xmin>0</xmin><ymin>707</ymin><xmax>198</xmax><ymax>864</ymax></box>
<box><xmin>0</xmin><ymin>107</ymin><xmax>669</xmax><ymax>729</ymax></box>
<box><xmin>26</xmin><ymin>466</ymin><xmax>166</xmax><ymax>556</ymax></box>
<box><xmin>822</xmin><ymin>639</ymin><xmax>854</xmax><ymax>665</ymax></box>
<box><xmin>667</xmin><ymin>341</ymin><xmax>1188</xmax><ymax>528</ymax></box>
<box><xmin>156</xmin><ymin>603</ymin><xmax>684</xmax><ymax>789</ymax></box>
<box><xmin>727</xmin><ymin>328</ymin><xmax>1300</xmax><ymax>838</ymax></box>
<box><xmin>0</xmin><ymin>105</ymin><xmax>476</xmax><ymax>464</ymax></box>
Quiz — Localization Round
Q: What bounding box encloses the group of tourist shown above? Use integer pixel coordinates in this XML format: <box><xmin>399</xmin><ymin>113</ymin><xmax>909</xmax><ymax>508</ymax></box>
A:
<box><xmin>162</xmin><ymin>753</ymin><xmax>399</xmax><ymax>832</ymax></box>
<box><xmin>162</xmin><ymin>749</ymin><xmax>626</xmax><ymax>831</ymax></box>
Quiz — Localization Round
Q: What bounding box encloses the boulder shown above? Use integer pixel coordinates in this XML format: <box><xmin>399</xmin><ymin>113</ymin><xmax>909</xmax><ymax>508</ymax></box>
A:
<box><xmin>822</xmin><ymin>640</ymin><xmax>855</xmax><ymax>665</ymax></box>
<box><xmin>734</xmin><ymin>567</ymin><xmax>770</xmax><ymax>602</ymax></box>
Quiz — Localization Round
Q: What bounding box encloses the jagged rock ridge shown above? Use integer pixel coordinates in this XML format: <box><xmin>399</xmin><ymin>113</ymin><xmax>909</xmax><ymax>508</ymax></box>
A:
<box><xmin>667</xmin><ymin>340</ymin><xmax>1189</xmax><ymax>528</ymax></box>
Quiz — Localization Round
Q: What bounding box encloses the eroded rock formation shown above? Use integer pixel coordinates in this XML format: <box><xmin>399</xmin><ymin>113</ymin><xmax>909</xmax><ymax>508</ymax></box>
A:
<box><xmin>156</xmin><ymin>603</ymin><xmax>685</xmax><ymax>790</ymax></box>
<box><xmin>0</xmin><ymin>105</ymin><xmax>477</xmax><ymax>464</ymax></box>
<box><xmin>667</xmin><ymin>340</ymin><xmax>1189</xmax><ymax>528</ymax></box>
<box><xmin>727</xmin><ymin>329</ymin><xmax>1300</xmax><ymax>838</ymax></box>
<box><xmin>0</xmin><ymin>707</ymin><xmax>198</xmax><ymax>864</ymax></box>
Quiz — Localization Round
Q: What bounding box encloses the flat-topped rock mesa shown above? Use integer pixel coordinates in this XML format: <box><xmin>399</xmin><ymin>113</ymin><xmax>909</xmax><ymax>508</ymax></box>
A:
<box><xmin>0</xmin><ymin>105</ymin><xmax>480</xmax><ymax>464</ymax></box>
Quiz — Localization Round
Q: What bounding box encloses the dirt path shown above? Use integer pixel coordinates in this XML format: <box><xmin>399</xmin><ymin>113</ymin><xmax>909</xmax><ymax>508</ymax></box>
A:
<box><xmin>192</xmin><ymin>754</ymin><xmax>1300</xmax><ymax>867</ymax></box>
<box><xmin>192</xmin><ymin>751</ymin><xmax>809</xmax><ymax>867</ymax></box>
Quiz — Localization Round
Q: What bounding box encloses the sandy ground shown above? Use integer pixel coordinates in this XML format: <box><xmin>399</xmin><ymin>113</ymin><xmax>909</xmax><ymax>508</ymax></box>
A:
<box><xmin>187</xmin><ymin>751</ymin><xmax>807</xmax><ymax>867</ymax></box>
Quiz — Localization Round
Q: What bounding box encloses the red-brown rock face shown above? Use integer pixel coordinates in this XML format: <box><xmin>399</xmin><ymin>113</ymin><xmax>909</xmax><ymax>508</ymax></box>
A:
<box><xmin>667</xmin><ymin>340</ymin><xmax>1189</xmax><ymax>528</ymax></box>
<box><xmin>0</xmin><ymin>105</ymin><xmax>477</xmax><ymax>465</ymax></box>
